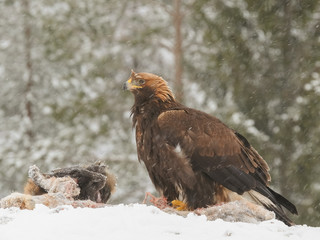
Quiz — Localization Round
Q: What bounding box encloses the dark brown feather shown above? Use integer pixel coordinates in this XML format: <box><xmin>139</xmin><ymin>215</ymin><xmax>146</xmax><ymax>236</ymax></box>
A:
<box><xmin>126</xmin><ymin>71</ymin><xmax>297</xmax><ymax>224</ymax></box>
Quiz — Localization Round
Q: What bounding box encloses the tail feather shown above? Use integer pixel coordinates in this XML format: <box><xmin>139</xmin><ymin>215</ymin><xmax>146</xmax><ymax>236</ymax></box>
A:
<box><xmin>247</xmin><ymin>190</ymin><xmax>296</xmax><ymax>226</ymax></box>
<box><xmin>266</xmin><ymin>187</ymin><xmax>298</xmax><ymax>215</ymax></box>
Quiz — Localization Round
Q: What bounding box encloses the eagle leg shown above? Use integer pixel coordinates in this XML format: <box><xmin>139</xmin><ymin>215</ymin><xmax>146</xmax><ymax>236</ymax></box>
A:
<box><xmin>171</xmin><ymin>200</ymin><xmax>188</xmax><ymax>211</ymax></box>
<box><xmin>143</xmin><ymin>192</ymin><xmax>168</xmax><ymax>209</ymax></box>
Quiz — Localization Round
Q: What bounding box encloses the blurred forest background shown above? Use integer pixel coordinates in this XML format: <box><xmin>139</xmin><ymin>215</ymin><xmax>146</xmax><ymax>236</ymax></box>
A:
<box><xmin>0</xmin><ymin>0</ymin><xmax>319</xmax><ymax>226</ymax></box>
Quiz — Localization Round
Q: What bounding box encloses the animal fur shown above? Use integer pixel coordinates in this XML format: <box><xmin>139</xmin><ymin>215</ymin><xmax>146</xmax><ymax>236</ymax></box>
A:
<box><xmin>24</xmin><ymin>162</ymin><xmax>116</xmax><ymax>203</ymax></box>
<box><xmin>0</xmin><ymin>162</ymin><xmax>116</xmax><ymax>210</ymax></box>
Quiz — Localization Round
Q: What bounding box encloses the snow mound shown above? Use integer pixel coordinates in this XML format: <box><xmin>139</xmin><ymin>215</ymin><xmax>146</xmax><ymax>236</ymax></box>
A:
<box><xmin>0</xmin><ymin>204</ymin><xmax>319</xmax><ymax>240</ymax></box>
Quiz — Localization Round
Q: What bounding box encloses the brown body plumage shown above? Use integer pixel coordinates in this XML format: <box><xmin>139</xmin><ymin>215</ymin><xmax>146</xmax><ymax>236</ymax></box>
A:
<box><xmin>124</xmin><ymin>70</ymin><xmax>298</xmax><ymax>225</ymax></box>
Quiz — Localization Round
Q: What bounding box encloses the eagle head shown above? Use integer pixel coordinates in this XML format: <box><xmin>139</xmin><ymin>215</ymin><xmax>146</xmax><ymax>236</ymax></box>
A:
<box><xmin>123</xmin><ymin>70</ymin><xmax>175</xmax><ymax>103</ymax></box>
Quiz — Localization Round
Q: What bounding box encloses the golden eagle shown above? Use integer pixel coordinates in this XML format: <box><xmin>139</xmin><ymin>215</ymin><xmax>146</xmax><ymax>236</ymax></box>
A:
<box><xmin>123</xmin><ymin>70</ymin><xmax>297</xmax><ymax>225</ymax></box>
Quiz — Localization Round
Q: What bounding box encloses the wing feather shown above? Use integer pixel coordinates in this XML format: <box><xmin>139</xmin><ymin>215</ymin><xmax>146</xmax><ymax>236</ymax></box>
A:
<box><xmin>157</xmin><ymin>108</ymin><xmax>271</xmax><ymax>194</ymax></box>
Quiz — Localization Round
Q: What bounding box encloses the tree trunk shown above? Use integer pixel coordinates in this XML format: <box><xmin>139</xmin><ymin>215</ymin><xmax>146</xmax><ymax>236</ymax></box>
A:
<box><xmin>173</xmin><ymin>0</ymin><xmax>184</xmax><ymax>103</ymax></box>
<box><xmin>278</xmin><ymin>0</ymin><xmax>293</xmax><ymax>198</ymax></box>
<box><xmin>22</xmin><ymin>0</ymin><xmax>34</xmax><ymax>138</ymax></box>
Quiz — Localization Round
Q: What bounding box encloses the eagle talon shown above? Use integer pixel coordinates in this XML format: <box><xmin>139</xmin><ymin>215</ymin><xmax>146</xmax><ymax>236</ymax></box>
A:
<box><xmin>171</xmin><ymin>200</ymin><xmax>188</xmax><ymax>211</ymax></box>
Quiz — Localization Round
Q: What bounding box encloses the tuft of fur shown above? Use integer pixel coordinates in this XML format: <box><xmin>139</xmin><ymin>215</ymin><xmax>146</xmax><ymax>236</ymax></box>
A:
<box><xmin>0</xmin><ymin>192</ymin><xmax>35</xmax><ymax>210</ymax></box>
<box><xmin>24</xmin><ymin>179</ymin><xmax>46</xmax><ymax>196</ymax></box>
<box><xmin>0</xmin><ymin>192</ymin><xmax>107</xmax><ymax>210</ymax></box>
<box><xmin>26</xmin><ymin>165</ymin><xmax>80</xmax><ymax>198</ymax></box>
<box><xmin>161</xmin><ymin>200</ymin><xmax>275</xmax><ymax>224</ymax></box>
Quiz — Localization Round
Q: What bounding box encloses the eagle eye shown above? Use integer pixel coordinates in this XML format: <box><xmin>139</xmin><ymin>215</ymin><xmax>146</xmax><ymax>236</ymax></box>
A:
<box><xmin>137</xmin><ymin>79</ymin><xmax>145</xmax><ymax>85</ymax></box>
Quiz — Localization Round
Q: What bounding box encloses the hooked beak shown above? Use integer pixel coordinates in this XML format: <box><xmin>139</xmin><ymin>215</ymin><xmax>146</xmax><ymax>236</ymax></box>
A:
<box><xmin>122</xmin><ymin>78</ymin><xmax>132</xmax><ymax>91</ymax></box>
<box><xmin>122</xmin><ymin>77</ymin><xmax>142</xmax><ymax>91</ymax></box>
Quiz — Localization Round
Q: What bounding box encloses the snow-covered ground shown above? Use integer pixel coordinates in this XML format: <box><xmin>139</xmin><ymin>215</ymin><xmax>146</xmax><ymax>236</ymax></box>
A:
<box><xmin>1</xmin><ymin>204</ymin><xmax>319</xmax><ymax>240</ymax></box>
